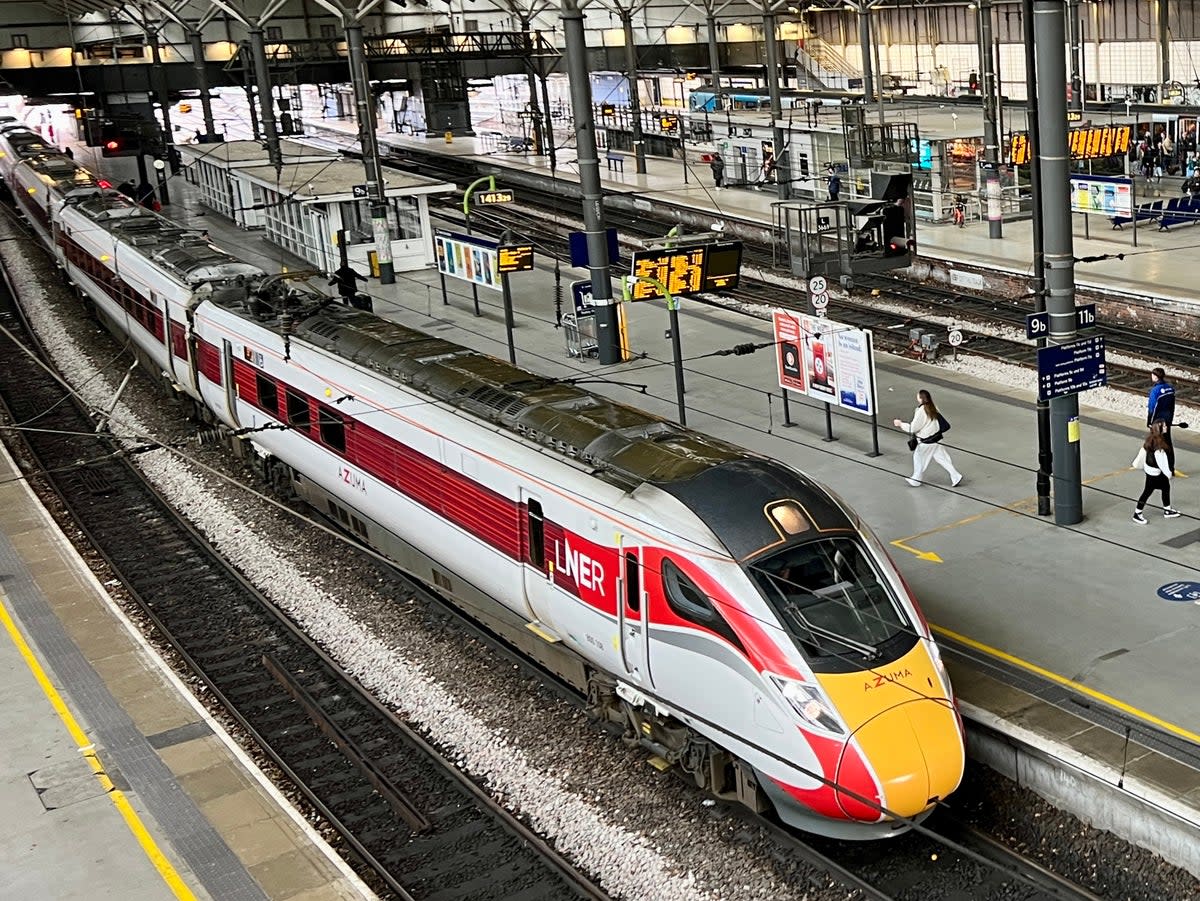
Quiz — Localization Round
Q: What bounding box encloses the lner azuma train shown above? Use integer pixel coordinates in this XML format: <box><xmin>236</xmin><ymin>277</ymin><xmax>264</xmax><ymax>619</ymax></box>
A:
<box><xmin>6</xmin><ymin>144</ymin><xmax>966</xmax><ymax>839</ymax></box>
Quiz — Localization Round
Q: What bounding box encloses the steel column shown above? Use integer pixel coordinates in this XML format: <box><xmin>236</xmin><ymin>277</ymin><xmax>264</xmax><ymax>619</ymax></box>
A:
<box><xmin>147</xmin><ymin>31</ymin><xmax>178</xmax><ymax>171</ymax></box>
<box><xmin>563</xmin><ymin>0</ymin><xmax>621</xmax><ymax>364</ymax></box>
<box><xmin>249</xmin><ymin>28</ymin><xmax>282</xmax><ymax>169</ymax></box>
<box><xmin>1033</xmin><ymin>0</ymin><xmax>1082</xmax><ymax>525</ymax></box>
<box><xmin>1158</xmin><ymin>0</ymin><xmax>1170</xmax><ymax>86</ymax></box>
<box><xmin>620</xmin><ymin>10</ymin><xmax>648</xmax><ymax>174</ymax></box>
<box><xmin>346</xmin><ymin>21</ymin><xmax>395</xmax><ymax>285</ymax></box>
<box><xmin>857</xmin><ymin>3</ymin><xmax>875</xmax><ymax>107</ymax></box>
<box><xmin>980</xmin><ymin>0</ymin><xmax>1002</xmax><ymax>237</ymax></box>
<box><xmin>188</xmin><ymin>29</ymin><xmax>219</xmax><ymax>141</ymax></box>
<box><xmin>1067</xmin><ymin>0</ymin><xmax>1083</xmax><ymax>111</ymax></box>
<box><xmin>762</xmin><ymin>9</ymin><xmax>789</xmax><ymax>200</ymax></box>
<box><xmin>706</xmin><ymin>12</ymin><xmax>724</xmax><ymax>110</ymax></box>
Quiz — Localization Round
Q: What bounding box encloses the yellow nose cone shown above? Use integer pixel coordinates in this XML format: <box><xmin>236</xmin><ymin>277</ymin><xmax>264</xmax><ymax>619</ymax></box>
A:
<box><xmin>842</xmin><ymin>700</ymin><xmax>962</xmax><ymax>820</ymax></box>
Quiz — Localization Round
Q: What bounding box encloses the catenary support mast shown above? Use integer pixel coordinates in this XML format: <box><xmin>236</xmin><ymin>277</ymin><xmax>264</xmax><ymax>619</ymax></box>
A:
<box><xmin>563</xmin><ymin>0</ymin><xmax>622</xmax><ymax>364</ymax></box>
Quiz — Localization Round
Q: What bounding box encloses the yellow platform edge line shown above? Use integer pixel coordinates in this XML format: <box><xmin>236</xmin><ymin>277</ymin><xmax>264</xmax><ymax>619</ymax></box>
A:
<box><xmin>0</xmin><ymin>591</ymin><xmax>198</xmax><ymax>901</ymax></box>
<box><xmin>931</xmin><ymin>622</ymin><xmax>1200</xmax><ymax>746</ymax></box>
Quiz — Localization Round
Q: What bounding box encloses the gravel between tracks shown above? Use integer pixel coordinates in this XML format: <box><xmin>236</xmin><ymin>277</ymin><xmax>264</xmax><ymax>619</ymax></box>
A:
<box><xmin>3</xmin><ymin>217</ymin><xmax>1198</xmax><ymax>901</ymax></box>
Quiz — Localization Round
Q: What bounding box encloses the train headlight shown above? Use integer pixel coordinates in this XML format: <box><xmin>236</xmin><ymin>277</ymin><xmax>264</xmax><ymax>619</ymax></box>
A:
<box><xmin>770</xmin><ymin>675</ymin><xmax>845</xmax><ymax>736</ymax></box>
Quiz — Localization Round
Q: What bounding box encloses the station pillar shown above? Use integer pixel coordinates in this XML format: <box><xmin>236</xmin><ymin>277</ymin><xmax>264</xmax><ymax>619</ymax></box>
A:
<box><xmin>563</xmin><ymin>0</ymin><xmax>622</xmax><ymax>365</ymax></box>
<box><xmin>1033</xmin><ymin>0</ymin><xmax>1082</xmax><ymax>525</ymax></box>
<box><xmin>249</xmin><ymin>27</ymin><xmax>282</xmax><ymax>170</ymax></box>
<box><xmin>619</xmin><ymin>9</ymin><xmax>648</xmax><ymax>175</ymax></box>
<box><xmin>345</xmin><ymin>21</ymin><xmax>395</xmax><ymax>285</ymax></box>
<box><xmin>761</xmin><ymin>8</ymin><xmax>789</xmax><ymax>201</ymax></box>
<box><xmin>979</xmin><ymin>0</ymin><xmax>1002</xmax><ymax>238</ymax></box>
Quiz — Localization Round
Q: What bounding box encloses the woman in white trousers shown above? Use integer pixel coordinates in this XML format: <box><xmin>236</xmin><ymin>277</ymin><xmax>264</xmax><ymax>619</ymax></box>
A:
<box><xmin>894</xmin><ymin>389</ymin><xmax>963</xmax><ymax>487</ymax></box>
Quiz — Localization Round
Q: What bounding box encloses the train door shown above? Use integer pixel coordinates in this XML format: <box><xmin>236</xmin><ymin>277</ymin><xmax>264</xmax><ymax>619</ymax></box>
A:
<box><xmin>157</xmin><ymin>294</ymin><xmax>178</xmax><ymax>383</ymax></box>
<box><xmin>617</xmin><ymin>538</ymin><xmax>648</xmax><ymax>684</ymax></box>
<box><xmin>520</xmin><ymin>491</ymin><xmax>547</xmax><ymax>615</ymax></box>
<box><xmin>221</xmin><ymin>339</ymin><xmax>242</xmax><ymax>427</ymax></box>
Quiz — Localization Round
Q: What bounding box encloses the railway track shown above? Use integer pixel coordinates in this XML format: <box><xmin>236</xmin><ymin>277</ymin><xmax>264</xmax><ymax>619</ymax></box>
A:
<box><xmin>0</xmin><ymin>266</ymin><xmax>611</xmax><ymax>901</ymax></box>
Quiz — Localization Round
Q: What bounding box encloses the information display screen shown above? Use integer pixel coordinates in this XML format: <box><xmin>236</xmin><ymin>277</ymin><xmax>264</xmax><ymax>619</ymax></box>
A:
<box><xmin>629</xmin><ymin>247</ymin><xmax>705</xmax><ymax>300</ymax></box>
<box><xmin>497</xmin><ymin>244</ymin><xmax>534</xmax><ymax>273</ymax></box>
<box><xmin>702</xmin><ymin>242</ymin><xmax>743</xmax><ymax>291</ymax></box>
<box><xmin>1009</xmin><ymin>124</ymin><xmax>1132</xmax><ymax>165</ymax></box>
<box><xmin>628</xmin><ymin>241</ymin><xmax>744</xmax><ymax>300</ymax></box>
<box><xmin>477</xmin><ymin>189</ymin><xmax>515</xmax><ymax>205</ymax></box>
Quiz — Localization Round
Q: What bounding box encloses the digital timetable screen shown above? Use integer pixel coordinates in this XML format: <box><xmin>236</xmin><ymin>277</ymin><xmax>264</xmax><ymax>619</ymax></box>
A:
<box><xmin>629</xmin><ymin>247</ymin><xmax>705</xmax><ymax>300</ymax></box>
<box><xmin>628</xmin><ymin>241</ymin><xmax>743</xmax><ymax>300</ymax></box>
<box><xmin>1009</xmin><ymin>124</ymin><xmax>1132</xmax><ymax>165</ymax></box>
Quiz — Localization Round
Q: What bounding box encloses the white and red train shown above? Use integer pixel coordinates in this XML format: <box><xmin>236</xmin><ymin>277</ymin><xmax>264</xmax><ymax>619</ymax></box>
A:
<box><xmin>1</xmin><ymin>139</ymin><xmax>965</xmax><ymax>838</ymax></box>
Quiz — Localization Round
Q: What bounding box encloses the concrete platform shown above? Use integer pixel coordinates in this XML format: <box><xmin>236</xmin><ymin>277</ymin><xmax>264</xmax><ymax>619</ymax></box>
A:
<box><xmin>0</xmin><ymin>441</ymin><xmax>373</xmax><ymax>901</ymax></box>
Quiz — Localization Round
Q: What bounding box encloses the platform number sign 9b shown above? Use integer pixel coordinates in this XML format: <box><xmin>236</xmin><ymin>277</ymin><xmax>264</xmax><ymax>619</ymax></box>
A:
<box><xmin>1025</xmin><ymin>304</ymin><xmax>1097</xmax><ymax>340</ymax></box>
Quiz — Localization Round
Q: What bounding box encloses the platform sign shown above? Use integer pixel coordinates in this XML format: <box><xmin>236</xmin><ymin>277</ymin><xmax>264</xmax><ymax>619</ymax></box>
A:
<box><xmin>600</xmin><ymin>103</ymin><xmax>616</xmax><ymax>117</ymax></box>
<box><xmin>1069</xmin><ymin>175</ymin><xmax>1132</xmax><ymax>218</ymax></box>
<box><xmin>1025</xmin><ymin>304</ymin><xmax>1097</xmax><ymax>340</ymax></box>
<box><xmin>1036</xmin><ymin>335</ymin><xmax>1107</xmax><ymax>402</ymax></box>
<box><xmin>773</xmin><ymin>310</ymin><xmax>876</xmax><ymax>415</ymax></box>
<box><xmin>568</xmin><ymin>228</ymin><xmax>620</xmax><ymax>267</ymax></box>
<box><xmin>351</xmin><ymin>183</ymin><xmax>369</xmax><ymax>198</ymax></box>
<box><xmin>571</xmin><ymin>280</ymin><xmax>595</xmax><ymax>317</ymax></box>
<box><xmin>477</xmin><ymin>189</ymin><xmax>515</xmax><ymax>205</ymax></box>
<box><xmin>497</xmin><ymin>244</ymin><xmax>534</xmax><ymax>273</ymax></box>
<box><xmin>660</xmin><ymin>115</ymin><xmax>679</xmax><ymax>133</ymax></box>
<box><xmin>435</xmin><ymin>230</ymin><xmax>500</xmax><ymax>292</ymax></box>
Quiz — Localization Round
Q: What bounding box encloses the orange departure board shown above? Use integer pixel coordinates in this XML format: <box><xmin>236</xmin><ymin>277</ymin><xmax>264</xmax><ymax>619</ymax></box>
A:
<box><xmin>1009</xmin><ymin>124</ymin><xmax>1132</xmax><ymax>165</ymax></box>
<box><xmin>497</xmin><ymin>244</ymin><xmax>534</xmax><ymax>273</ymax></box>
<box><xmin>629</xmin><ymin>247</ymin><xmax>705</xmax><ymax>300</ymax></box>
<box><xmin>629</xmin><ymin>241</ymin><xmax>743</xmax><ymax>300</ymax></box>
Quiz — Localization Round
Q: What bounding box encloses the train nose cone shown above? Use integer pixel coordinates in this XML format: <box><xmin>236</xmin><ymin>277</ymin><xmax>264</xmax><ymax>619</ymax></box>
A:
<box><xmin>837</xmin><ymin>700</ymin><xmax>960</xmax><ymax>822</ymax></box>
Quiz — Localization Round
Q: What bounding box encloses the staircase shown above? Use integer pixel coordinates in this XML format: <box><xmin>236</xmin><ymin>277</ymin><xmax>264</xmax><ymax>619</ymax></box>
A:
<box><xmin>794</xmin><ymin>39</ymin><xmax>861</xmax><ymax>91</ymax></box>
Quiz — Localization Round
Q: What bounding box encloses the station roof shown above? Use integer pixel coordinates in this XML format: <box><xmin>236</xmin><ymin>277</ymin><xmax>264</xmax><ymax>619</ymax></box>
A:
<box><xmin>176</xmin><ymin>140</ymin><xmax>336</xmax><ymax>167</ymax></box>
<box><xmin>234</xmin><ymin>159</ymin><xmax>453</xmax><ymax>202</ymax></box>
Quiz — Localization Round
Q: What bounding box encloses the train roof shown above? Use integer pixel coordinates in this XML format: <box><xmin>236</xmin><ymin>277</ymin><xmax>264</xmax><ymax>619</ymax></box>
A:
<box><xmin>216</xmin><ymin>301</ymin><xmax>855</xmax><ymax>558</ymax></box>
<box><xmin>1</xmin><ymin>130</ymin><xmax>55</xmax><ymax>159</ymax></box>
<box><xmin>17</xmin><ymin>152</ymin><xmax>100</xmax><ymax>196</ymax></box>
<box><xmin>65</xmin><ymin>192</ymin><xmax>262</xmax><ymax>285</ymax></box>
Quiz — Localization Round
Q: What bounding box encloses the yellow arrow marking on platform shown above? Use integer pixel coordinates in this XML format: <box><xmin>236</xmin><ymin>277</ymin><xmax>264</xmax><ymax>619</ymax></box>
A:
<box><xmin>890</xmin><ymin>539</ymin><xmax>943</xmax><ymax>563</ymax></box>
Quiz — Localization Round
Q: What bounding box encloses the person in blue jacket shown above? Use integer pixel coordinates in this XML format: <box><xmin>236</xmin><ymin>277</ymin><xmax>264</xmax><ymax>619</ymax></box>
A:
<box><xmin>1147</xmin><ymin>367</ymin><xmax>1176</xmax><ymax>432</ymax></box>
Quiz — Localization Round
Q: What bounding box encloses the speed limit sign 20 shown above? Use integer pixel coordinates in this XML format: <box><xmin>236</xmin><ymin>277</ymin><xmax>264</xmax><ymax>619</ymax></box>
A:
<box><xmin>948</xmin><ymin>328</ymin><xmax>964</xmax><ymax>347</ymax></box>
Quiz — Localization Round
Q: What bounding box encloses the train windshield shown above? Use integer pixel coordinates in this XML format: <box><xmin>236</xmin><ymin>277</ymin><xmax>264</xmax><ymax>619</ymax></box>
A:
<box><xmin>748</xmin><ymin>538</ymin><xmax>915</xmax><ymax>670</ymax></box>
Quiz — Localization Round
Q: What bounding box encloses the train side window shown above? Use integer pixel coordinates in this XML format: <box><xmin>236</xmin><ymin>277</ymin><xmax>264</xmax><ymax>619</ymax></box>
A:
<box><xmin>662</xmin><ymin>558</ymin><xmax>714</xmax><ymax>624</ymax></box>
<box><xmin>317</xmin><ymin>406</ymin><xmax>346</xmax><ymax>453</ymax></box>
<box><xmin>526</xmin><ymin>499</ymin><xmax>544</xmax><ymax>568</ymax></box>
<box><xmin>285</xmin><ymin>389</ymin><xmax>311</xmax><ymax>429</ymax></box>
<box><xmin>663</xmin><ymin>558</ymin><xmax>745</xmax><ymax>652</ymax></box>
<box><xmin>255</xmin><ymin>372</ymin><xmax>278</xmax><ymax>416</ymax></box>
<box><xmin>625</xmin><ymin>552</ymin><xmax>640</xmax><ymax>612</ymax></box>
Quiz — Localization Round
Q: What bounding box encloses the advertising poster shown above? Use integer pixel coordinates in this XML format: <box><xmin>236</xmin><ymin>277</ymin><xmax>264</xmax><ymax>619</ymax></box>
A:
<box><xmin>833</xmin><ymin>326</ymin><xmax>875</xmax><ymax>416</ymax></box>
<box><xmin>800</xmin><ymin>314</ymin><xmax>838</xmax><ymax>403</ymax></box>
<box><xmin>774</xmin><ymin>311</ymin><xmax>877</xmax><ymax>416</ymax></box>
<box><xmin>435</xmin><ymin>231</ymin><xmax>500</xmax><ymax>291</ymax></box>
<box><xmin>1069</xmin><ymin>175</ymin><xmax>1132</xmax><ymax>218</ymax></box>
<box><xmin>772</xmin><ymin>310</ymin><xmax>807</xmax><ymax>393</ymax></box>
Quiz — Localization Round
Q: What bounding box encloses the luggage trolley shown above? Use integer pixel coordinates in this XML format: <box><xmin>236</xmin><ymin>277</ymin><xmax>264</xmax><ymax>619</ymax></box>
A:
<box><xmin>563</xmin><ymin>312</ymin><xmax>599</xmax><ymax>358</ymax></box>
